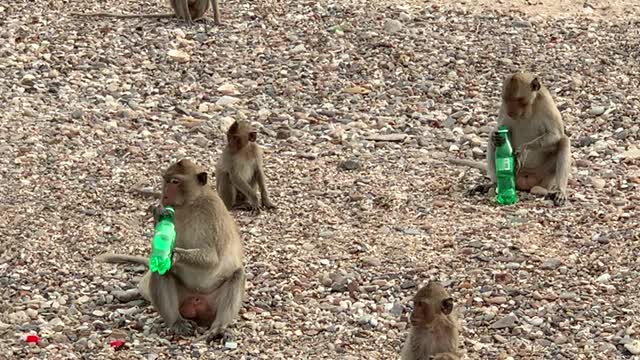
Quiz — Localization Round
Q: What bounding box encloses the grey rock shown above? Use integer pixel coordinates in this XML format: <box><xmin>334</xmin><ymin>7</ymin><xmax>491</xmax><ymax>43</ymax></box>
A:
<box><xmin>490</xmin><ymin>314</ymin><xmax>518</xmax><ymax>329</ymax></box>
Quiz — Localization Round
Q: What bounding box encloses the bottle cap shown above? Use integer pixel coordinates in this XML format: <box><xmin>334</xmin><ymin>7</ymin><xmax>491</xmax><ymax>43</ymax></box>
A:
<box><xmin>164</xmin><ymin>206</ymin><xmax>175</xmax><ymax>217</ymax></box>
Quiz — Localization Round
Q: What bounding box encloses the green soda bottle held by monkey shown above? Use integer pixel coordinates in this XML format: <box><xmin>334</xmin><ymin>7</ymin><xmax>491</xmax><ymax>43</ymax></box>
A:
<box><xmin>149</xmin><ymin>206</ymin><xmax>176</xmax><ymax>275</ymax></box>
<box><xmin>494</xmin><ymin>126</ymin><xmax>518</xmax><ymax>205</ymax></box>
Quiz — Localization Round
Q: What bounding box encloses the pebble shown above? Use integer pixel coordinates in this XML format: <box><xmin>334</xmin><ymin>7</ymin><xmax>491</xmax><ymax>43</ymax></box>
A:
<box><xmin>540</xmin><ymin>258</ymin><xmax>562</xmax><ymax>270</ymax></box>
<box><xmin>625</xmin><ymin>339</ymin><xmax>640</xmax><ymax>355</ymax></box>
<box><xmin>383</xmin><ymin>19</ymin><xmax>403</xmax><ymax>33</ymax></box>
<box><xmin>490</xmin><ymin>315</ymin><xmax>518</xmax><ymax>329</ymax></box>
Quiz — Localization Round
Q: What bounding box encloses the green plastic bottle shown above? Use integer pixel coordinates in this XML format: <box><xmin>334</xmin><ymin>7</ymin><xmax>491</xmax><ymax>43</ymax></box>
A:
<box><xmin>149</xmin><ymin>206</ymin><xmax>176</xmax><ymax>275</ymax></box>
<box><xmin>495</xmin><ymin>126</ymin><xmax>518</xmax><ymax>205</ymax></box>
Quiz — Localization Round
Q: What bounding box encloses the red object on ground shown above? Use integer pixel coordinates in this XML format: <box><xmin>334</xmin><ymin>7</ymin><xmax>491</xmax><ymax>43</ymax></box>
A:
<box><xmin>26</xmin><ymin>335</ymin><xmax>39</xmax><ymax>344</ymax></box>
<box><xmin>110</xmin><ymin>339</ymin><xmax>125</xmax><ymax>350</ymax></box>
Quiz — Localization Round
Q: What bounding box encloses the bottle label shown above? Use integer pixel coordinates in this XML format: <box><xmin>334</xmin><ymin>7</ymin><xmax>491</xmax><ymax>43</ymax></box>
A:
<box><xmin>500</xmin><ymin>158</ymin><xmax>512</xmax><ymax>171</ymax></box>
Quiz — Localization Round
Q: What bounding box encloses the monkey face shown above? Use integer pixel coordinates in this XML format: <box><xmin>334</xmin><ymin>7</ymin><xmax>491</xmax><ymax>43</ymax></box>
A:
<box><xmin>161</xmin><ymin>160</ymin><xmax>208</xmax><ymax>206</ymax></box>
<box><xmin>411</xmin><ymin>281</ymin><xmax>455</xmax><ymax>326</ymax></box>
<box><xmin>227</xmin><ymin>121</ymin><xmax>257</xmax><ymax>151</ymax></box>
<box><xmin>502</xmin><ymin>75</ymin><xmax>541</xmax><ymax>119</ymax></box>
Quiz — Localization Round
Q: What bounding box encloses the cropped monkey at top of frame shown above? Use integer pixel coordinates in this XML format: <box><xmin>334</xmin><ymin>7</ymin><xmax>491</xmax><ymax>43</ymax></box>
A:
<box><xmin>450</xmin><ymin>71</ymin><xmax>572</xmax><ymax>206</ymax></box>
<box><xmin>71</xmin><ymin>0</ymin><xmax>221</xmax><ymax>26</ymax></box>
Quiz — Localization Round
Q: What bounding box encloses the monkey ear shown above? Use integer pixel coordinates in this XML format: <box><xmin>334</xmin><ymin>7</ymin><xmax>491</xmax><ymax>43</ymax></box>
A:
<box><xmin>441</xmin><ymin>297</ymin><xmax>454</xmax><ymax>315</ymax></box>
<box><xmin>196</xmin><ymin>172</ymin><xmax>208</xmax><ymax>185</ymax></box>
<box><xmin>249</xmin><ymin>131</ymin><xmax>257</xmax><ymax>142</ymax></box>
<box><xmin>229</xmin><ymin>121</ymin><xmax>239</xmax><ymax>134</ymax></box>
<box><xmin>530</xmin><ymin>77</ymin><xmax>541</xmax><ymax>91</ymax></box>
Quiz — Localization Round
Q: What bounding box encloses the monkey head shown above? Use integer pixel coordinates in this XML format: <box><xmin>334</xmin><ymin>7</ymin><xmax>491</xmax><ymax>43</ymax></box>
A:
<box><xmin>502</xmin><ymin>73</ymin><xmax>541</xmax><ymax>119</ymax></box>
<box><xmin>410</xmin><ymin>281</ymin><xmax>454</xmax><ymax>327</ymax></box>
<box><xmin>161</xmin><ymin>159</ymin><xmax>208</xmax><ymax>207</ymax></box>
<box><xmin>227</xmin><ymin>120</ymin><xmax>257</xmax><ymax>152</ymax></box>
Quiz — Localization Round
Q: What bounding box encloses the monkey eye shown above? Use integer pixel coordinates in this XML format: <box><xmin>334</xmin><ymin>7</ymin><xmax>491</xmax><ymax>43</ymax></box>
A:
<box><xmin>170</xmin><ymin>178</ymin><xmax>180</xmax><ymax>184</ymax></box>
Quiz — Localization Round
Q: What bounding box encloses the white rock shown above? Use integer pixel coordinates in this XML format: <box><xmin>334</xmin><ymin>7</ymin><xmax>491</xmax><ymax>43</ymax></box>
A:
<box><xmin>383</xmin><ymin>19</ymin><xmax>403</xmax><ymax>33</ymax></box>
<box><xmin>625</xmin><ymin>339</ymin><xmax>640</xmax><ymax>355</ymax></box>
<box><xmin>167</xmin><ymin>49</ymin><xmax>190</xmax><ymax>62</ymax></box>
<box><xmin>216</xmin><ymin>96</ymin><xmax>241</xmax><ymax>106</ymax></box>
<box><xmin>596</xmin><ymin>273</ymin><xmax>611</xmax><ymax>283</ymax></box>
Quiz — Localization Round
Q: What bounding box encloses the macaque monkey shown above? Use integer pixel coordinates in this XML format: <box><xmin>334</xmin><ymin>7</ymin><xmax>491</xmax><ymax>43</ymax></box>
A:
<box><xmin>96</xmin><ymin>159</ymin><xmax>244</xmax><ymax>341</ymax></box>
<box><xmin>70</xmin><ymin>0</ymin><xmax>221</xmax><ymax>26</ymax></box>
<box><xmin>401</xmin><ymin>281</ymin><xmax>461</xmax><ymax>360</ymax></box>
<box><xmin>216</xmin><ymin>120</ymin><xmax>276</xmax><ymax>214</ymax></box>
<box><xmin>449</xmin><ymin>72</ymin><xmax>571</xmax><ymax>206</ymax></box>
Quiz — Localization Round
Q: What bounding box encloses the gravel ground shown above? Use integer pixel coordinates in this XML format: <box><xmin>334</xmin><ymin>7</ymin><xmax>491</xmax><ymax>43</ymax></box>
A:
<box><xmin>1</xmin><ymin>0</ymin><xmax>639</xmax><ymax>359</ymax></box>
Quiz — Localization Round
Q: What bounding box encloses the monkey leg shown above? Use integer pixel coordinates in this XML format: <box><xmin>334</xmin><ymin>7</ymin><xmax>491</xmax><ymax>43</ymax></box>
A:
<box><xmin>433</xmin><ymin>353</ymin><xmax>461</xmax><ymax>360</ymax></box>
<box><xmin>137</xmin><ymin>271</ymin><xmax>152</xmax><ymax>302</ymax></box>
<box><xmin>149</xmin><ymin>272</ymin><xmax>197</xmax><ymax>336</ymax></box>
<box><xmin>201</xmin><ymin>268</ymin><xmax>245</xmax><ymax>343</ymax></box>
<box><xmin>547</xmin><ymin>136</ymin><xmax>571</xmax><ymax>206</ymax></box>
<box><xmin>217</xmin><ymin>173</ymin><xmax>237</xmax><ymax>210</ymax></box>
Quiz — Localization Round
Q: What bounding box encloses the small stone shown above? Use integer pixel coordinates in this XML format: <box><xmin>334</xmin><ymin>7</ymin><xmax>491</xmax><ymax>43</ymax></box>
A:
<box><xmin>490</xmin><ymin>315</ymin><xmax>518</xmax><ymax>329</ymax></box>
<box><xmin>217</xmin><ymin>84</ymin><xmax>239</xmax><ymax>96</ymax></box>
<box><xmin>383</xmin><ymin>19</ymin><xmax>403</xmax><ymax>33</ymax></box>
<box><xmin>512</xmin><ymin>20</ymin><xmax>532</xmax><ymax>28</ymax></box>
<box><xmin>596</xmin><ymin>273</ymin><xmax>611</xmax><ymax>283</ymax></box>
<box><xmin>216</xmin><ymin>96</ymin><xmax>241</xmax><ymax>106</ymax></box>
<box><xmin>487</xmin><ymin>296</ymin><xmax>508</xmax><ymax>305</ymax></box>
<box><xmin>362</xmin><ymin>256</ymin><xmax>382</xmax><ymax>267</ymax></box>
<box><xmin>338</xmin><ymin>160</ymin><xmax>361</xmax><ymax>171</ymax></box>
<box><xmin>449</xmin><ymin>144</ymin><xmax>460</xmax><ymax>152</ymax></box>
<box><xmin>111</xmin><ymin>288</ymin><xmax>140</xmax><ymax>302</ymax></box>
<box><xmin>621</xmin><ymin>148</ymin><xmax>640</xmax><ymax>160</ymax></box>
<box><xmin>576</xmin><ymin>136</ymin><xmax>597</xmax><ymax>148</ymax></box>
<box><xmin>167</xmin><ymin>49</ymin><xmax>190</xmax><ymax>62</ymax></box>
<box><xmin>71</xmin><ymin>110</ymin><xmax>84</xmax><ymax>120</ymax></box>
<box><xmin>591</xmin><ymin>177</ymin><xmax>606</xmax><ymax>190</ymax></box>
<box><xmin>366</xmin><ymin>134</ymin><xmax>407</xmax><ymax>142</ymax></box>
<box><xmin>590</xmin><ymin>106</ymin><xmax>606</xmax><ymax>116</ymax></box>
<box><xmin>625</xmin><ymin>339</ymin><xmax>640</xmax><ymax>355</ymax></box>
<box><xmin>540</xmin><ymin>258</ymin><xmax>562</xmax><ymax>270</ymax></box>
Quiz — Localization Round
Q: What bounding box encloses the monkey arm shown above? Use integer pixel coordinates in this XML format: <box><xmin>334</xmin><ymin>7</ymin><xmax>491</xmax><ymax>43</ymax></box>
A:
<box><xmin>255</xmin><ymin>164</ymin><xmax>275</xmax><ymax>208</ymax></box>
<box><xmin>522</xmin><ymin>130</ymin><xmax>564</xmax><ymax>153</ymax></box>
<box><xmin>229</xmin><ymin>172</ymin><xmax>259</xmax><ymax>203</ymax></box>
<box><xmin>174</xmin><ymin>247</ymin><xmax>219</xmax><ymax>268</ymax></box>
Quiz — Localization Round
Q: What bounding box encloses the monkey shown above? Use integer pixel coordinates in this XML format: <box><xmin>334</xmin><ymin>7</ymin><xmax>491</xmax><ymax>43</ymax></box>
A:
<box><xmin>70</xmin><ymin>0</ymin><xmax>221</xmax><ymax>26</ymax></box>
<box><xmin>401</xmin><ymin>281</ymin><xmax>461</xmax><ymax>360</ymax></box>
<box><xmin>96</xmin><ymin>159</ymin><xmax>244</xmax><ymax>342</ymax></box>
<box><xmin>215</xmin><ymin>120</ymin><xmax>276</xmax><ymax>214</ymax></box>
<box><xmin>448</xmin><ymin>72</ymin><xmax>571</xmax><ymax>206</ymax></box>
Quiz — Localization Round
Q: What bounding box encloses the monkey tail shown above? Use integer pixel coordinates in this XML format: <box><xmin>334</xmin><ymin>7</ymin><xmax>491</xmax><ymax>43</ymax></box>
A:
<box><xmin>69</xmin><ymin>12</ymin><xmax>175</xmax><ymax>19</ymax></box>
<box><xmin>447</xmin><ymin>158</ymin><xmax>488</xmax><ymax>173</ymax></box>
<box><xmin>96</xmin><ymin>253</ymin><xmax>149</xmax><ymax>266</ymax></box>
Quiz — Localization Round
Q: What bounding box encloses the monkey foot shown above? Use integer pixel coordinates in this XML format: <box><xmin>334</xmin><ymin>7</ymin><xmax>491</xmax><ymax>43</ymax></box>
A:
<box><xmin>170</xmin><ymin>318</ymin><xmax>198</xmax><ymax>337</ymax></box>
<box><xmin>466</xmin><ymin>183</ymin><xmax>494</xmax><ymax>196</ymax></box>
<box><xmin>545</xmin><ymin>191</ymin><xmax>567</xmax><ymax>206</ymax></box>
<box><xmin>233</xmin><ymin>203</ymin><xmax>261</xmax><ymax>215</ymax></box>
<box><xmin>199</xmin><ymin>326</ymin><xmax>233</xmax><ymax>345</ymax></box>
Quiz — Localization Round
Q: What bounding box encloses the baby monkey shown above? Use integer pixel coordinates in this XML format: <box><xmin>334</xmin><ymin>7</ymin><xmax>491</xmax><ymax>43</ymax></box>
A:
<box><xmin>216</xmin><ymin>120</ymin><xmax>276</xmax><ymax>214</ymax></box>
<box><xmin>401</xmin><ymin>281</ymin><xmax>461</xmax><ymax>360</ymax></box>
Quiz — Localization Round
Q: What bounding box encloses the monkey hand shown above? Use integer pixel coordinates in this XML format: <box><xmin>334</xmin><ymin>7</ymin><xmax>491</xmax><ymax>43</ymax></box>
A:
<box><xmin>514</xmin><ymin>146</ymin><xmax>530</xmax><ymax>171</ymax></box>
<box><xmin>151</xmin><ymin>205</ymin><xmax>171</xmax><ymax>225</ymax></box>
<box><xmin>171</xmin><ymin>248</ymin><xmax>182</xmax><ymax>266</ymax></box>
<box><xmin>491</xmin><ymin>131</ymin><xmax>505</xmax><ymax>147</ymax></box>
